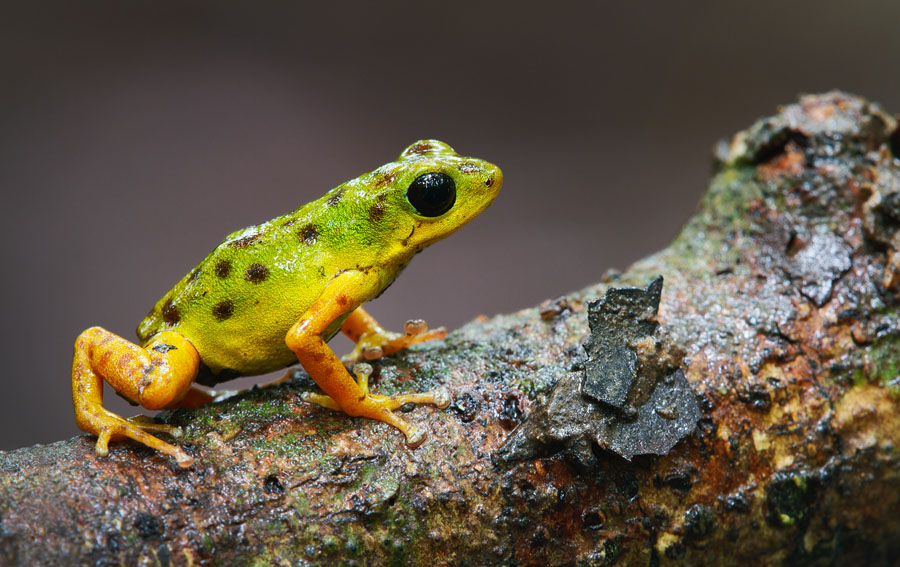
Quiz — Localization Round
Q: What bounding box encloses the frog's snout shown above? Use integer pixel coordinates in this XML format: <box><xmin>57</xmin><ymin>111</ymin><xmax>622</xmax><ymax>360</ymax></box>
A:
<box><xmin>479</xmin><ymin>163</ymin><xmax>503</xmax><ymax>206</ymax></box>
<box><xmin>485</xmin><ymin>165</ymin><xmax>503</xmax><ymax>192</ymax></box>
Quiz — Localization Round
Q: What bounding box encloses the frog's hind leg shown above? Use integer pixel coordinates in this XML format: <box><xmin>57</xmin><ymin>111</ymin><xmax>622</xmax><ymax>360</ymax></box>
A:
<box><xmin>340</xmin><ymin>306</ymin><xmax>448</xmax><ymax>363</ymax></box>
<box><xmin>72</xmin><ymin>326</ymin><xmax>200</xmax><ymax>467</ymax></box>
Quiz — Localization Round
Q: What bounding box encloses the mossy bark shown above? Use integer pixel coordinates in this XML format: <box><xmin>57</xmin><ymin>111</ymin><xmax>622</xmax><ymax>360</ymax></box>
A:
<box><xmin>2</xmin><ymin>91</ymin><xmax>900</xmax><ymax>566</ymax></box>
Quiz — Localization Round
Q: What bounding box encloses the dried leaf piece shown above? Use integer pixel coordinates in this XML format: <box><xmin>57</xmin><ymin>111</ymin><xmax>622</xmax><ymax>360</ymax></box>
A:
<box><xmin>498</xmin><ymin>277</ymin><xmax>700</xmax><ymax>465</ymax></box>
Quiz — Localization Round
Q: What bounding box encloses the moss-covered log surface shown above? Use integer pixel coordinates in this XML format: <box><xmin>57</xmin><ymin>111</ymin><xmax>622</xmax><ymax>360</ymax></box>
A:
<box><xmin>3</xmin><ymin>92</ymin><xmax>900</xmax><ymax>567</ymax></box>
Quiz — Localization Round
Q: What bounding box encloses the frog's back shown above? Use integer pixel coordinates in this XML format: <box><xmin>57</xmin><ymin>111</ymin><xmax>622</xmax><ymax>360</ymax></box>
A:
<box><xmin>137</xmin><ymin>203</ymin><xmax>341</xmax><ymax>379</ymax></box>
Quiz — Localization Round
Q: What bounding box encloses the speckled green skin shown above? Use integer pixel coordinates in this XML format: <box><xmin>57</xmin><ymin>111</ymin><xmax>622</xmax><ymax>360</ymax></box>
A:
<box><xmin>136</xmin><ymin>140</ymin><xmax>501</xmax><ymax>382</ymax></box>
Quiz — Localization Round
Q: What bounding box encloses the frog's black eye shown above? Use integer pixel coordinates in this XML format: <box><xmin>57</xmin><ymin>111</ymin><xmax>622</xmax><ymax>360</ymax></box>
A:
<box><xmin>406</xmin><ymin>172</ymin><xmax>456</xmax><ymax>217</ymax></box>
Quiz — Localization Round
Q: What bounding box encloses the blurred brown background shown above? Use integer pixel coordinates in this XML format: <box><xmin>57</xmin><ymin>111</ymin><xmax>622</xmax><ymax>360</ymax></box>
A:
<box><xmin>1</xmin><ymin>1</ymin><xmax>899</xmax><ymax>450</ymax></box>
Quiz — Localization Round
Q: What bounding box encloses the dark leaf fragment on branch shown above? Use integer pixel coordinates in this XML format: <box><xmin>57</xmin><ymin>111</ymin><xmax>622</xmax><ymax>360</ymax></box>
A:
<box><xmin>497</xmin><ymin>277</ymin><xmax>701</xmax><ymax>465</ymax></box>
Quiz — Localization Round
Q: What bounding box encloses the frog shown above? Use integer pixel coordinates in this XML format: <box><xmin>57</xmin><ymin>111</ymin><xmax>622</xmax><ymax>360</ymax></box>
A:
<box><xmin>71</xmin><ymin>139</ymin><xmax>502</xmax><ymax>468</ymax></box>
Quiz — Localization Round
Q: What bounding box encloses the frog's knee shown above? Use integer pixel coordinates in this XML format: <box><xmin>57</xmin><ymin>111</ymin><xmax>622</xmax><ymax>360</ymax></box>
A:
<box><xmin>74</xmin><ymin>326</ymin><xmax>109</xmax><ymax>351</ymax></box>
<box><xmin>138</xmin><ymin>369</ymin><xmax>197</xmax><ymax>410</ymax></box>
<box><xmin>138</xmin><ymin>333</ymin><xmax>201</xmax><ymax>410</ymax></box>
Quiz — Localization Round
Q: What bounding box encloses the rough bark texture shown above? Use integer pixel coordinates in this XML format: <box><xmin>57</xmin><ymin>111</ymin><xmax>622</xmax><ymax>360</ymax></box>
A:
<box><xmin>3</xmin><ymin>91</ymin><xmax>900</xmax><ymax>567</ymax></box>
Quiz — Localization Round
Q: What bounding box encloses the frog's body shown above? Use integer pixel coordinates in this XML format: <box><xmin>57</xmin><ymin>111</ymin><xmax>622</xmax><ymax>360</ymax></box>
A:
<box><xmin>72</xmin><ymin>140</ymin><xmax>502</xmax><ymax>467</ymax></box>
<box><xmin>137</xmin><ymin>177</ymin><xmax>404</xmax><ymax>381</ymax></box>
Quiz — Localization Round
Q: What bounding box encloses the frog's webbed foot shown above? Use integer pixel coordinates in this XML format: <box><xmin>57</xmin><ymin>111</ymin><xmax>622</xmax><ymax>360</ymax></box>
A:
<box><xmin>88</xmin><ymin>412</ymin><xmax>193</xmax><ymax>467</ymax></box>
<box><xmin>301</xmin><ymin>363</ymin><xmax>451</xmax><ymax>447</ymax></box>
<box><xmin>342</xmin><ymin>317</ymin><xmax>448</xmax><ymax>363</ymax></box>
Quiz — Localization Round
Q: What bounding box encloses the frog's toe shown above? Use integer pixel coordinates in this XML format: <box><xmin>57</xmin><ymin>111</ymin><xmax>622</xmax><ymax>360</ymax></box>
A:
<box><xmin>94</xmin><ymin>431</ymin><xmax>112</xmax><ymax>457</ymax></box>
<box><xmin>127</xmin><ymin>415</ymin><xmax>182</xmax><ymax>435</ymax></box>
<box><xmin>174</xmin><ymin>452</ymin><xmax>194</xmax><ymax>468</ymax></box>
<box><xmin>403</xmin><ymin>320</ymin><xmax>447</xmax><ymax>344</ymax></box>
<box><xmin>362</xmin><ymin>346</ymin><xmax>384</xmax><ymax>360</ymax></box>
<box><xmin>404</xmin><ymin>319</ymin><xmax>429</xmax><ymax>336</ymax></box>
<box><xmin>301</xmin><ymin>391</ymin><xmax>342</xmax><ymax>412</ymax></box>
<box><xmin>432</xmin><ymin>388</ymin><xmax>451</xmax><ymax>409</ymax></box>
<box><xmin>341</xmin><ymin>342</ymin><xmax>386</xmax><ymax>363</ymax></box>
<box><xmin>404</xmin><ymin>424</ymin><xmax>426</xmax><ymax>448</ymax></box>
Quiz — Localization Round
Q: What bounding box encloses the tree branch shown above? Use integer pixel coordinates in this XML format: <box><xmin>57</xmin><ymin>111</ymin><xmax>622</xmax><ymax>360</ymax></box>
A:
<box><xmin>2</xmin><ymin>91</ymin><xmax>899</xmax><ymax>566</ymax></box>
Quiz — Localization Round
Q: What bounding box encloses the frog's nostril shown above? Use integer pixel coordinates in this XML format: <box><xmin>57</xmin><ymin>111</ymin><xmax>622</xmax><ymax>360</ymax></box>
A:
<box><xmin>486</xmin><ymin>167</ymin><xmax>503</xmax><ymax>190</ymax></box>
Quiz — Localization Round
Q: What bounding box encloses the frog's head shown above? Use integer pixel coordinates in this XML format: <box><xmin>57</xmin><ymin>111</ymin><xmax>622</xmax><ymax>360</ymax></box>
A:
<box><xmin>382</xmin><ymin>139</ymin><xmax>503</xmax><ymax>252</ymax></box>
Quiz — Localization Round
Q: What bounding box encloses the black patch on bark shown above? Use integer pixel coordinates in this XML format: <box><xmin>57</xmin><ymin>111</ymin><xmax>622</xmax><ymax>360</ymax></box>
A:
<box><xmin>263</xmin><ymin>475</ymin><xmax>285</xmax><ymax>495</ymax></box>
<box><xmin>497</xmin><ymin>277</ymin><xmax>700</xmax><ymax>466</ymax></box>
<box><xmin>134</xmin><ymin>512</ymin><xmax>163</xmax><ymax>539</ymax></box>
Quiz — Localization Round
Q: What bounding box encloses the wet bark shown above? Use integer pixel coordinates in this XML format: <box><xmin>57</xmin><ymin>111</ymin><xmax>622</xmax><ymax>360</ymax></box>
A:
<box><xmin>3</xmin><ymin>91</ymin><xmax>900</xmax><ymax>567</ymax></box>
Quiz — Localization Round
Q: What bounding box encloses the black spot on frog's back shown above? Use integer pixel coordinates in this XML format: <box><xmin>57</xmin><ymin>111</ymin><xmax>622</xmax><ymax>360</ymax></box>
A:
<box><xmin>298</xmin><ymin>224</ymin><xmax>318</xmax><ymax>245</ymax></box>
<box><xmin>228</xmin><ymin>234</ymin><xmax>261</xmax><ymax>249</ymax></box>
<box><xmin>245</xmin><ymin>263</ymin><xmax>270</xmax><ymax>283</ymax></box>
<box><xmin>215</xmin><ymin>260</ymin><xmax>232</xmax><ymax>278</ymax></box>
<box><xmin>212</xmin><ymin>300</ymin><xmax>234</xmax><ymax>321</ymax></box>
<box><xmin>368</xmin><ymin>193</ymin><xmax>388</xmax><ymax>222</ymax></box>
<box><xmin>375</xmin><ymin>169</ymin><xmax>399</xmax><ymax>187</ymax></box>
<box><xmin>327</xmin><ymin>188</ymin><xmax>345</xmax><ymax>207</ymax></box>
<box><xmin>161</xmin><ymin>298</ymin><xmax>181</xmax><ymax>325</ymax></box>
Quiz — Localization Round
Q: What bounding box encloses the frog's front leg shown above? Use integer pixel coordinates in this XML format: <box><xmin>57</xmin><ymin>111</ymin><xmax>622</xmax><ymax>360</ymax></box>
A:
<box><xmin>286</xmin><ymin>271</ymin><xmax>450</xmax><ymax>447</ymax></box>
<box><xmin>71</xmin><ymin>327</ymin><xmax>199</xmax><ymax>467</ymax></box>
<box><xmin>340</xmin><ymin>307</ymin><xmax>448</xmax><ymax>363</ymax></box>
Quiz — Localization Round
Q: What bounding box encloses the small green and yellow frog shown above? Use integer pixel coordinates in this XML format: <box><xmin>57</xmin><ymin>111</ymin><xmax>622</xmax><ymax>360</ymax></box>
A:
<box><xmin>71</xmin><ymin>140</ymin><xmax>502</xmax><ymax>467</ymax></box>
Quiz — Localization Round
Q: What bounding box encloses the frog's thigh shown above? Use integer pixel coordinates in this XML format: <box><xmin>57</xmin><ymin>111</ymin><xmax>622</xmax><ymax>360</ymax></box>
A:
<box><xmin>72</xmin><ymin>326</ymin><xmax>199</xmax><ymax>466</ymax></box>
<box><xmin>286</xmin><ymin>272</ymin><xmax>446</xmax><ymax>447</ymax></box>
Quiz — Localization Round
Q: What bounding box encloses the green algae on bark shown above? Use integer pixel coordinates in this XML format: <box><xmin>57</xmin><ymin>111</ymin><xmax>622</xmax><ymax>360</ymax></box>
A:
<box><xmin>2</xmin><ymin>91</ymin><xmax>900</xmax><ymax>566</ymax></box>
